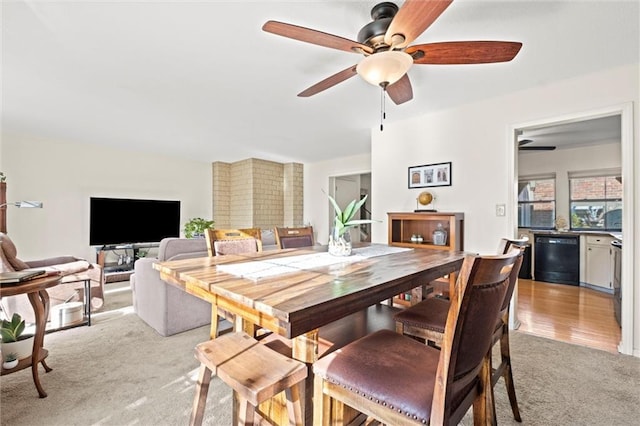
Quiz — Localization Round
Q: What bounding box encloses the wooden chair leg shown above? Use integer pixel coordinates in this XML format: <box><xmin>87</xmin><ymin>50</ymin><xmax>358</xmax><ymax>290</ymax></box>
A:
<box><xmin>209</xmin><ymin>306</ymin><xmax>219</xmax><ymax>339</ymax></box>
<box><xmin>285</xmin><ymin>382</ymin><xmax>305</xmax><ymax>426</ymax></box>
<box><xmin>237</xmin><ymin>396</ymin><xmax>254</xmax><ymax>426</ymax></box>
<box><xmin>313</xmin><ymin>374</ymin><xmax>330</xmax><ymax>426</ymax></box>
<box><xmin>501</xmin><ymin>328</ymin><xmax>522</xmax><ymax>422</ymax></box>
<box><xmin>190</xmin><ymin>365</ymin><xmax>213</xmax><ymax>426</ymax></box>
<box><xmin>473</xmin><ymin>354</ymin><xmax>493</xmax><ymax>426</ymax></box>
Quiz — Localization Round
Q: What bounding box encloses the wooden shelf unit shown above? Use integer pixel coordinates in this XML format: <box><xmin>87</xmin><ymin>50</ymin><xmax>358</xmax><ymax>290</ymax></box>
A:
<box><xmin>388</xmin><ymin>212</ymin><xmax>464</xmax><ymax>303</ymax></box>
<box><xmin>387</xmin><ymin>212</ymin><xmax>464</xmax><ymax>251</ymax></box>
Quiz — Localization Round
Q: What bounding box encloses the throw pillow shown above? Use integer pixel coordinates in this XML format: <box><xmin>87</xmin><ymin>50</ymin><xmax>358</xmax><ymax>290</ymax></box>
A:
<box><xmin>0</xmin><ymin>233</ymin><xmax>30</xmax><ymax>271</ymax></box>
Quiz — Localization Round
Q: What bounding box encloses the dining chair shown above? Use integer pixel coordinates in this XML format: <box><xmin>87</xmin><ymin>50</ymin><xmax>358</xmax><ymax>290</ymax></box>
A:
<box><xmin>394</xmin><ymin>237</ymin><xmax>527</xmax><ymax>423</ymax></box>
<box><xmin>313</xmin><ymin>251</ymin><xmax>519</xmax><ymax>426</ymax></box>
<box><xmin>204</xmin><ymin>228</ymin><xmax>263</xmax><ymax>339</ymax></box>
<box><xmin>274</xmin><ymin>226</ymin><xmax>314</xmax><ymax>249</ymax></box>
<box><xmin>204</xmin><ymin>228</ymin><xmax>262</xmax><ymax>257</ymax></box>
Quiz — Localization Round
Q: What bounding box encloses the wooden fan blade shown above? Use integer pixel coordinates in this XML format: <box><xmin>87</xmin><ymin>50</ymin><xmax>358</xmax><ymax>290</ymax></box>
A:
<box><xmin>386</xmin><ymin>74</ymin><xmax>413</xmax><ymax>105</ymax></box>
<box><xmin>263</xmin><ymin>21</ymin><xmax>373</xmax><ymax>55</ymax></box>
<box><xmin>407</xmin><ymin>41</ymin><xmax>523</xmax><ymax>64</ymax></box>
<box><xmin>518</xmin><ymin>139</ymin><xmax>533</xmax><ymax>146</ymax></box>
<box><xmin>384</xmin><ymin>0</ymin><xmax>453</xmax><ymax>48</ymax></box>
<box><xmin>298</xmin><ymin>65</ymin><xmax>358</xmax><ymax>98</ymax></box>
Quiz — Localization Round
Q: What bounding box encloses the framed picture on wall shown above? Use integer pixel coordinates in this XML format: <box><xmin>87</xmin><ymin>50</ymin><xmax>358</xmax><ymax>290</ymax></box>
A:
<box><xmin>408</xmin><ymin>162</ymin><xmax>452</xmax><ymax>188</ymax></box>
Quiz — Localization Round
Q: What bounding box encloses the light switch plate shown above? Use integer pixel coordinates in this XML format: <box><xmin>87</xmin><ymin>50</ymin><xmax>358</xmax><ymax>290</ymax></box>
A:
<box><xmin>496</xmin><ymin>204</ymin><xmax>506</xmax><ymax>216</ymax></box>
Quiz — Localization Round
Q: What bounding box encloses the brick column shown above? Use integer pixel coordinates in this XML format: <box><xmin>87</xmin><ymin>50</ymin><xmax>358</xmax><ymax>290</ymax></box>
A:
<box><xmin>211</xmin><ymin>158</ymin><xmax>303</xmax><ymax>230</ymax></box>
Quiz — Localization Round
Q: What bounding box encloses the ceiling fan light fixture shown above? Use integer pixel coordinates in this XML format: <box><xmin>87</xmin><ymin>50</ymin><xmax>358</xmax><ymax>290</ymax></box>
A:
<box><xmin>356</xmin><ymin>50</ymin><xmax>413</xmax><ymax>87</ymax></box>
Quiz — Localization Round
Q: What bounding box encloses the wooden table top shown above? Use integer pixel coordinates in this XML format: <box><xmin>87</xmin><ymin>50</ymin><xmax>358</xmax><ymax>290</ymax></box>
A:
<box><xmin>154</xmin><ymin>244</ymin><xmax>465</xmax><ymax>338</ymax></box>
<box><xmin>0</xmin><ymin>273</ymin><xmax>62</xmax><ymax>297</ymax></box>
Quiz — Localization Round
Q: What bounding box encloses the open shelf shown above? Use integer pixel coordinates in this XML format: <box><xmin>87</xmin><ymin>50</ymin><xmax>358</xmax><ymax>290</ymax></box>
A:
<box><xmin>387</xmin><ymin>212</ymin><xmax>464</xmax><ymax>305</ymax></box>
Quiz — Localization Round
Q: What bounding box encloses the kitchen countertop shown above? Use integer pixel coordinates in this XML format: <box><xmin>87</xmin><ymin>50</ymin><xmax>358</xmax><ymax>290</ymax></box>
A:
<box><xmin>525</xmin><ymin>230</ymin><xmax>622</xmax><ymax>240</ymax></box>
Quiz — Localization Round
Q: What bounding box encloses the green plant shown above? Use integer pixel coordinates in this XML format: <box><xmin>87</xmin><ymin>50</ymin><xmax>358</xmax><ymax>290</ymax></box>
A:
<box><xmin>184</xmin><ymin>217</ymin><xmax>215</xmax><ymax>238</ymax></box>
<box><xmin>0</xmin><ymin>171</ymin><xmax>5</xmax><ymax>183</ymax></box>
<box><xmin>328</xmin><ymin>194</ymin><xmax>378</xmax><ymax>237</ymax></box>
<box><xmin>4</xmin><ymin>352</ymin><xmax>18</xmax><ymax>362</ymax></box>
<box><xmin>0</xmin><ymin>313</ymin><xmax>26</xmax><ymax>343</ymax></box>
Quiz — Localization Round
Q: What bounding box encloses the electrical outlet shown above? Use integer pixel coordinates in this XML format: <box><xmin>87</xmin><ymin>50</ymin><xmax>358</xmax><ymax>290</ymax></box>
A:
<box><xmin>496</xmin><ymin>204</ymin><xmax>506</xmax><ymax>217</ymax></box>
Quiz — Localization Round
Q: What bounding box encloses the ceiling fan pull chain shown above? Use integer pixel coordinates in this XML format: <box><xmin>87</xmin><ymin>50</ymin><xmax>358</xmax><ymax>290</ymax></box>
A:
<box><xmin>380</xmin><ymin>86</ymin><xmax>386</xmax><ymax>131</ymax></box>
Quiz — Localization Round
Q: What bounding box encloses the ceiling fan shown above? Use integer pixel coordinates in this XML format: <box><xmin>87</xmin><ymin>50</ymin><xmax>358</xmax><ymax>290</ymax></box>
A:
<box><xmin>518</xmin><ymin>139</ymin><xmax>556</xmax><ymax>151</ymax></box>
<box><xmin>262</xmin><ymin>0</ymin><xmax>523</xmax><ymax>105</ymax></box>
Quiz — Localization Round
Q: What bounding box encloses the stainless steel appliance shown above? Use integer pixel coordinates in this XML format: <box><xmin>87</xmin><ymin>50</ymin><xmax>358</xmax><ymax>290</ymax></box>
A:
<box><xmin>611</xmin><ymin>239</ymin><xmax>622</xmax><ymax>326</ymax></box>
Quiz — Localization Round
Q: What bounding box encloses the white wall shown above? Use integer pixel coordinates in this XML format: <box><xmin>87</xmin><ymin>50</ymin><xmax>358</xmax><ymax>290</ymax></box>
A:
<box><xmin>519</xmin><ymin>143</ymin><xmax>622</xmax><ymax>222</ymax></box>
<box><xmin>304</xmin><ymin>154</ymin><xmax>371</xmax><ymax>245</ymax></box>
<box><xmin>371</xmin><ymin>102</ymin><xmax>516</xmax><ymax>254</ymax></box>
<box><xmin>2</xmin><ymin>134</ymin><xmax>212</xmax><ymax>261</ymax></box>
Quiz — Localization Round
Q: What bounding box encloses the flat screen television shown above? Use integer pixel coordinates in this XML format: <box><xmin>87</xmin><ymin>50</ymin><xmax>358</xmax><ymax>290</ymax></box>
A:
<box><xmin>90</xmin><ymin>197</ymin><xmax>180</xmax><ymax>246</ymax></box>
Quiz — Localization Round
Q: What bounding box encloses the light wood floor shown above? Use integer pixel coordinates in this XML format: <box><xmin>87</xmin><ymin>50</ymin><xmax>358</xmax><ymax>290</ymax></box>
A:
<box><xmin>516</xmin><ymin>279</ymin><xmax>621</xmax><ymax>353</ymax></box>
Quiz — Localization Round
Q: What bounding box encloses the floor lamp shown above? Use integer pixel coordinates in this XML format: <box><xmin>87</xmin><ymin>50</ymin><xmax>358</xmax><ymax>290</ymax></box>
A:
<box><xmin>0</xmin><ymin>201</ymin><xmax>43</xmax><ymax>234</ymax></box>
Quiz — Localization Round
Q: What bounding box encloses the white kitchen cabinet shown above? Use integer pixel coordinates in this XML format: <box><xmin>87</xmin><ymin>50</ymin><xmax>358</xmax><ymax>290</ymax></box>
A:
<box><xmin>585</xmin><ymin>235</ymin><xmax>613</xmax><ymax>290</ymax></box>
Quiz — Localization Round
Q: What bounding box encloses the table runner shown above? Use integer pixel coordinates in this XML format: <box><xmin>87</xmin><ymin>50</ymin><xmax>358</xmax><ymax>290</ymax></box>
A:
<box><xmin>217</xmin><ymin>245</ymin><xmax>412</xmax><ymax>280</ymax></box>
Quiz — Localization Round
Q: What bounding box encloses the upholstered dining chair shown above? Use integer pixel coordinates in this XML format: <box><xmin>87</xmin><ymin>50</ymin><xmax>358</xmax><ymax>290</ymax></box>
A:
<box><xmin>204</xmin><ymin>228</ymin><xmax>262</xmax><ymax>257</ymax></box>
<box><xmin>274</xmin><ymin>226</ymin><xmax>314</xmax><ymax>249</ymax></box>
<box><xmin>313</xmin><ymin>251</ymin><xmax>519</xmax><ymax>426</ymax></box>
<box><xmin>394</xmin><ymin>238</ymin><xmax>527</xmax><ymax>423</ymax></box>
<box><xmin>204</xmin><ymin>228</ymin><xmax>263</xmax><ymax>339</ymax></box>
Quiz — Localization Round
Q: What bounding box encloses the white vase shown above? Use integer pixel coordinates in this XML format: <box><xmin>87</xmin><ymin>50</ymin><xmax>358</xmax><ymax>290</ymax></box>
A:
<box><xmin>1</xmin><ymin>336</ymin><xmax>34</xmax><ymax>360</ymax></box>
<box><xmin>2</xmin><ymin>359</ymin><xmax>19</xmax><ymax>369</ymax></box>
<box><xmin>328</xmin><ymin>228</ymin><xmax>352</xmax><ymax>256</ymax></box>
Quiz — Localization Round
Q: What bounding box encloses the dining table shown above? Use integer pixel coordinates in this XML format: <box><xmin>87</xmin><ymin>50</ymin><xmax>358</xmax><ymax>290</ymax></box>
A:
<box><xmin>153</xmin><ymin>243</ymin><xmax>465</xmax><ymax>425</ymax></box>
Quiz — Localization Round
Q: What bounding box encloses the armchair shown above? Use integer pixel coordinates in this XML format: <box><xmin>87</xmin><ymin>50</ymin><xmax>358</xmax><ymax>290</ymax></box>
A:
<box><xmin>0</xmin><ymin>232</ymin><xmax>105</xmax><ymax>324</ymax></box>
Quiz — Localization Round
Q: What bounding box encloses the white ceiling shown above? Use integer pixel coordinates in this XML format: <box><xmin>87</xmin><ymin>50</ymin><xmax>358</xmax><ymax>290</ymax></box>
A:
<box><xmin>518</xmin><ymin>115</ymin><xmax>622</xmax><ymax>152</ymax></box>
<box><xmin>2</xmin><ymin>0</ymin><xmax>638</xmax><ymax>163</ymax></box>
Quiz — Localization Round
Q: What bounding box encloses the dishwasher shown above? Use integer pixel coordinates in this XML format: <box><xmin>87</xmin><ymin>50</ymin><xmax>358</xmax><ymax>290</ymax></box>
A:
<box><xmin>534</xmin><ymin>234</ymin><xmax>580</xmax><ymax>285</ymax></box>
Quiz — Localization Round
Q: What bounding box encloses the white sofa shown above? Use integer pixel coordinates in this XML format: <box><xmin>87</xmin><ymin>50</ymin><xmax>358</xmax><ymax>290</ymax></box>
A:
<box><xmin>130</xmin><ymin>238</ymin><xmax>212</xmax><ymax>336</ymax></box>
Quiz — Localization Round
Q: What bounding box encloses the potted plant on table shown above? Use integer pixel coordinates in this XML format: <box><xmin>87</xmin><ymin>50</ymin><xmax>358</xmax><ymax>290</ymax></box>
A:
<box><xmin>0</xmin><ymin>313</ymin><xmax>34</xmax><ymax>361</ymax></box>
<box><xmin>327</xmin><ymin>194</ymin><xmax>378</xmax><ymax>256</ymax></box>
<box><xmin>184</xmin><ymin>218</ymin><xmax>215</xmax><ymax>239</ymax></box>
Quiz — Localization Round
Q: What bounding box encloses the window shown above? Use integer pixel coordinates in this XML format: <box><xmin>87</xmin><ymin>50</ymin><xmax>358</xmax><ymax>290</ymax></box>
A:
<box><xmin>569</xmin><ymin>170</ymin><xmax>622</xmax><ymax>230</ymax></box>
<box><xmin>518</xmin><ymin>175</ymin><xmax>555</xmax><ymax>229</ymax></box>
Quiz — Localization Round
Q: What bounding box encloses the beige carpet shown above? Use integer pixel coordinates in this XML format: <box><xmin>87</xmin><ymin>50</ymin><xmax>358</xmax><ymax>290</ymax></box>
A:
<box><xmin>1</xmin><ymin>281</ymin><xmax>639</xmax><ymax>426</ymax></box>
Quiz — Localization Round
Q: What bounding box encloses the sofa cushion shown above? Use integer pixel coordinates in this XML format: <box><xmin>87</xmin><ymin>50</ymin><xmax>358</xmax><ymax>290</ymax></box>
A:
<box><xmin>158</xmin><ymin>237</ymin><xmax>208</xmax><ymax>261</ymax></box>
<box><xmin>261</xmin><ymin>229</ymin><xmax>276</xmax><ymax>247</ymax></box>
<box><xmin>167</xmin><ymin>252</ymin><xmax>208</xmax><ymax>262</ymax></box>
<box><xmin>0</xmin><ymin>233</ymin><xmax>30</xmax><ymax>271</ymax></box>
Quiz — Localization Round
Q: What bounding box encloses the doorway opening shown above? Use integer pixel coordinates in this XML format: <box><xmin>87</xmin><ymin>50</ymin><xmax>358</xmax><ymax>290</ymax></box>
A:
<box><xmin>510</xmin><ymin>103</ymin><xmax>634</xmax><ymax>355</ymax></box>
<box><xmin>329</xmin><ymin>173</ymin><xmax>372</xmax><ymax>244</ymax></box>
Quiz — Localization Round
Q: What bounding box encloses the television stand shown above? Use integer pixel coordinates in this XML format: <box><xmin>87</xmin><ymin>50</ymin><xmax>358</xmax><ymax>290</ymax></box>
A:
<box><xmin>96</xmin><ymin>243</ymin><xmax>160</xmax><ymax>283</ymax></box>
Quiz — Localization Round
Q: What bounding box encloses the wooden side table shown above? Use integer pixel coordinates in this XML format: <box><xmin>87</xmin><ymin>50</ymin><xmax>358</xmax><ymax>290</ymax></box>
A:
<box><xmin>0</xmin><ymin>274</ymin><xmax>62</xmax><ymax>398</ymax></box>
